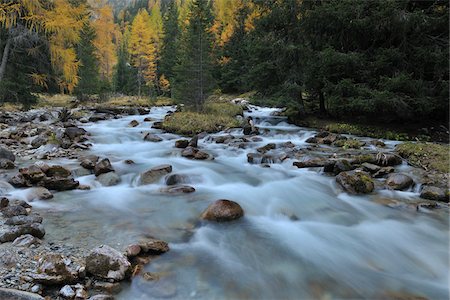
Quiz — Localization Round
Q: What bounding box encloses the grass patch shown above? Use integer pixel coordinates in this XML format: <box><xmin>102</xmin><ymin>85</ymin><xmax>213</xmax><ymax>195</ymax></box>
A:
<box><xmin>325</xmin><ymin>123</ymin><xmax>410</xmax><ymax>141</ymax></box>
<box><xmin>162</xmin><ymin>102</ymin><xmax>242</xmax><ymax>136</ymax></box>
<box><xmin>34</xmin><ymin>94</ymin><xmax>75</xmax><ymax>108</ymax></box>
<box><xmin>395</xmin><ymin>142</ymin><xmax>449</xmax><ymax>173</ymax></box>
<box><xmin>104</xmin><ymin>96</ymin><xmax>151</xmax><ymax>107</ymax></box>
<box><xmin>0</xmin><ymin>102</ymin><xmax>21</xmax><ymax>111</ymax></box>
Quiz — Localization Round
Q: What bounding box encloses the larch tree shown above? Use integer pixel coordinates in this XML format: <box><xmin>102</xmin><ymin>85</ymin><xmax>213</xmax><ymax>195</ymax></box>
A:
<box><xmin>128</xmin><ymin>8</ymin><xmax>157</xmax><ymax>97</ymax></box>
<box><xmin>174</xmin><ymin>0</ymin><xmax>215</xmax><ymax>111</ymax></box>
<box><xmin>91</xmin><ymin>1</ymin><xmax>118</xmax><ymax>82</ymax></box>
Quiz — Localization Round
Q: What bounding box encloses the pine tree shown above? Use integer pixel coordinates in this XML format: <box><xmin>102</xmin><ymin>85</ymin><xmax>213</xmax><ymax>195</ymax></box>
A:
<box><xmin>159</xmin><ymin>0</ymin><xmax>180</xmax><ymax>91</ymax></box>
<box><xmin>174</xmin><ymin>0</ymin><xmax>215</xmax><ymax>111</ymax></box>
<box><xmin>74</xmin><ymin>22</ymin><xmax>101</xmax><ymax>100</ymax></box>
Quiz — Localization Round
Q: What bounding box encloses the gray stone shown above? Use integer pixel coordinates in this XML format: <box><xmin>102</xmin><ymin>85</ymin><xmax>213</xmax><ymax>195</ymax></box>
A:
<box><xmin>59</xmin><ymin>285</ymin><xmax>75</xmax><ymax>299</ymax></box>
<box><xmin>420</xmin><ymin>186</ymin><xmax>448</xmax><ymax>202</ymax></box>
<box><xmin>139</xmin><ymin>164</ymin><xmax>172</xmax><ymax>185</ymax></box>
<box><xmin>94</xmin><ymin>159</ymin><xmax>114</xmax><ymax>176</ymax></box>
<box><xmin>6</xmin><ymin>214</ymin><xmax>43</xmax><ymax>225</ymax></box>
<box><xmin>39</xmin><ymin>177</ymin><xmax>79</xmax><ymax>191</ymax></box>
<box><xmin>0</xmin><ymin>223</ymin><xmax>45</xmax><ymax>243</ymax></box>
<box><xmin>385</xmin><ymin>173</ymin><xmax>414</xmax><ymax>190</ymax></box>
<box><xmin>12</xmin><ymin>234</ymin><xmax>42</xmax><ymax>247</ymax></box>
<box><xmin>85</xmin><ymin>245</ymin><xmax>131</xmax><ymax>281</ymax></box>
<box><xmin>143</xmin><ymin>133</ymin><xmax>163</xmax><ymax>142</ymax></box>
<box><xmin>0</xmin><ymin>158</ymin><xmax>15</xmax><ymax>169</ymax></box>
<box><xmin>0</xmin><ymin>288</ymin><xmax>44</xmax><ymax>300</ymax></box>
<box><xmin>97</xmin><ymin>172</ymin><xmax>121</xmax><ymax>187</ymax></box>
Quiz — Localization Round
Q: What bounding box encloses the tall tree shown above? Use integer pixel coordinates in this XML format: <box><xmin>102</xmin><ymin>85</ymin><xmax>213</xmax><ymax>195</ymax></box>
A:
<box><xmin>128</xmin><ymin>8</ymin><xmax>157</xmax><ymax>96</ymax></box>
<box><xmin>159</xmin><ymin>0</ymin><xmax>179</xmax><ymax>92</ymax></box>
<box><xmin>74</xmin><ymin>21</ymin><xmax>101</xmax><ymax>99</ymax></box>
<box><xmin>174</xmin><ymin>0</ymin><xmax>215</xmax><ymax>111</ymax></box>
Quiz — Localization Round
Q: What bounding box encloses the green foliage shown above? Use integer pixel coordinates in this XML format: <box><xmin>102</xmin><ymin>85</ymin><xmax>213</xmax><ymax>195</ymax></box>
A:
<box><xmin>159</xmin><ymin>1</ymin><xmax>180</xmax><ymax>86</ymax></box>
<box><xmin>75</xmin><ymin>22</ymin><xmax>101</xmax><ymax>99</ymax></box>
<box><xmin>396</xmin><ymin>142</ymin><xmax>449</xmax><ymax>173</ymax></box>
<box><xmin>173</xmin><ymin>0</ymin><xmax>215</xmax><ymax>111</ymax></box>
<box><xmin>114</xmin><ymin>42</ymin><xmax>138</xmax><ymax>95</ymax></box>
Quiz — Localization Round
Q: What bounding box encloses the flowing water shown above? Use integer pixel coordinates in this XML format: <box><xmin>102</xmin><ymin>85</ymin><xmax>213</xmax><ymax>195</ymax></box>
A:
<box><xmin>22</xmin><ymin>106</ymin><xmax>449</xmax><ymax>299</ymax></box>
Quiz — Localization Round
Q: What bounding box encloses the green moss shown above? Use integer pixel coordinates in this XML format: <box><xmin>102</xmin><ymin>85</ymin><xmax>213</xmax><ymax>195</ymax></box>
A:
<box><xmin>395</xmin><ymin>142</ymin><xmax>449</xmax><ymax>173</ymax></box>
<box><xmin>325</xmin><ymin>123</ymin><xmax>411</xmax><ymax>141</ymax></box>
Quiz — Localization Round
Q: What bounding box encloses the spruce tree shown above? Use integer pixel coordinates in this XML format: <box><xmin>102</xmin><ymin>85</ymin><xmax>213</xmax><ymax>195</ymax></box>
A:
<box><xmin>75</xmin><ymin>22</ymin><xmax>101</xmax><ymax>100</ymax></box>
<box><xmin>173</xmin><ymin>0</ymin><xmax>215</xmax><ymax>111</ymax></box>
<box><xmin>159</xmin><ymin>0</ymin><xmax>180</xmax><ymax>92</ymax></box>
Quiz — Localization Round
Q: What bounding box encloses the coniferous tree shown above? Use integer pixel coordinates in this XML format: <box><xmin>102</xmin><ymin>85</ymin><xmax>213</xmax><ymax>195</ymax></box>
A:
<box><xmin>75</xmin><ymin>22</ymin><xmax>101</xmax><ymax>100</ymax></box>
<box><xmin>159</xmin><ymin>0</ymin><xmax>180</xmax><ymax>93</ymax></box>
<box><xmin>174</xmin><ymin>0</ymin><xmax>215</xmax><ymax>111</ymax></box>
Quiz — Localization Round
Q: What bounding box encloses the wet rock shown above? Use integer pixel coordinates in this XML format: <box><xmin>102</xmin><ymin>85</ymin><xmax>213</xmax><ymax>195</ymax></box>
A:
<box><xmin>78</xmin><ymin>184</ymin><xmax>91</xmax><ymax>190</ymax></box>
<box><xmin>39</xmin><ymin>177</ymin><xmax>79</xmax><ymax>191</ymax></box>
<box><xmin>305</xmin><ymin>137</ymin><xmax>317</xmax><ymax>143</ymax></box>
<box><xmin>32</xmin><ymin>253</ymin><xmax>79</xmax><ymax>285</ymax></box>
<box><xmin>332</xmin><ymin>160</ymin><xmax>354</xmax><ymax>175</ymax></box>
<box><xmin>60</xmin><ymin>285</ymin><xmax>75</xmax><ymax>298</ymax></box>
<box><xmin>79</xmin><ymin>155</ymin><xmax>99</xmax><ymax>170</ymax></box>
<box><xmin>200</xmin><ymin>199</ymin><xmax>244</xmax><ymax>222</ymax></box>
<box><xmin>0</xmin><ymin>146</ymin><xmax>15</xmax><ymax>162</ymax></box>
<box><xmin>371</xmin><ymin>140</ymin><xmax>386</xmax><ymax>147</ymax></box>
<box><xmin>20</xmin><ymin>165</ymin><xmax>46</xmax><ymax>183</ymax></box>
<box><xmin>86</xmin><ymin>245</ymin><xmax>131</xmax><ymax>281</ymax></box>
<box><xmin>420</xmin><ymin>186</ymin><xmax>448</xmax><ymax>202</ymax></box>
<box><xmin>174</xmin><ymin>139</ymin><xmax>189</xmax><ymax>148</ymax></box>
<box><xmin>0</xmin><ymin>158</ymin><xmax>15</xmax><ymax>169</ymax></box>
<box><xmin>215</xmin><ymin>135</ymin><xmax>234</xmax><ymax>144</ymax></box>
<box><xmin>124</xmin><ymin>159</ymin><xmax>135</xmax><ymax>164</ymax></box>
<box><xmin>293</xmin><ymin>158</ymin><xmax>326</xmax><ymax>168</ymax></box>
<box><xmin>181</xmin><ymin>146</ymin><xmax>196</xmax><ymax>158</ymax></box>
<box><xmin>0</xmin><ymin>197</ymin><xmax>8</xmax><ymax>208</ymax></box>
<box><xmin>257</xmin><ymin>143</ymin><xmax>276</xmax><ymax>153</ymax></box>
<box><xmin>138</xmin><ymin>238</ymin><xmax>169</xmax><ymax>254</ymax></box>
<box><xmin>282</xmin><ymin>141</ymin><xmax>296</xmax><ymax>148</ymax></box>
<box><xmin>165</xmin><ymin>174</ymin><xmax>191</xmax><ymax>186</ymax></box>
<box><xmin>143</xmin><ymin>133</ymin><xmax>163</xmax><ymax>142</ymax></box>
<box><xmin>151</xmin><ymin>121</ymin><xmax>163</xmax><ymax>129</ymax></box>
<box><xmin>0</xmin><ymin>223</ymin><xmax>45</xmax><ymax>242</ymax></box>
<box><xmin>376</xmin><ymin>153</ymin><xmax>402</xmax><ymax>166</ymax></box>
<box><xmin>321</xmin><ymin>134</ymin><xmax>338</xmax><ymax>145</ymax></box>
<box><xmin>243</xmin><ymin>125</ymin><xmax>251</xmax><ymax>135</ymax></box>
<box><xmin>26</xmin><ymin>187</ymin><xmax>53</xmax><ymax>201</ymax></box>
<box><xmin>139</xmin><ymin>164</ymin><xmax>172</xmax><ymax>185</ymax></box>
<box><xmin>188</xmin><ymin>135</ymin><xmax>199</xmax><ymax>148</ymax></box>
<box><xmin>336</xmin><ymin>170</ymin><xmax>374</xmax><ymax>194</ymax></box>
<box><xmin>361</xmin><ymin>162</ymin><xmax>381</xmax><ymax>174</ymax></box>
<box><xmin>45</xmin><ymin>165</ymin><xmax>71</xmax><ymax>178</ymax></box>
<box><xmin>125</xmin><ymin>244</ymin><xmax>142</xmax><ymax>257</ymax></box>
<box><xmin>74</xmin><ymin>284</ymin><xmax>88</xmax><ymax>299</ymax></box>
<box><xmin>373</xmin><ymin>166</ymin><xmax>395</xmax><ymax>178</ymax></box>
<box><xmin>160</xmin><ymin>185</ymin><xmax>195</xmax><ymax>194</ymax></box>
<box><xmin>6</xmin><ymin>214</ymin><xmax>43</xmax><ymax>225</ymax></box>
<box><xmin>194</xmin><ymin>150</ymin><xmax>210</xmax><ymax>160</ymax></box>
<box><xmin>97</xmin><ymin>172</ymin><xmax>121</xmax><ymax>187</ymax></box>
<box><xmin>1</xmin><ymin>205</ymin><xmax>28</xmax><ymax>217</ymax></box>
<box><xmin>12</xmin><ymin>234</ymin><xmax>42</xmax><ymax>247</ymax></box>
<box><xmin>0</xmin><ymin>288</ymin><xmax>44</xmax><ymax>300</ymax></box>
<box><xmin>385</xmin><ymin>173</ymin><xmax>414</xmax><ymax>190</ymax></box>
<box><xmin>65</xmin><ymin>126</ymin><xmax>87</xmax><ymax>140</ymax></box>
<box><xmin>88</xmin><ymin>295</ymin><xmax>115</xmax><ymax>300</ymax></box>
<box><xmin>31</xmin><ymin>135</ymin><xmax>48</xmax><ymax>149</ymax></box>
<box><xmin>94</xmin><ymin>158</ymin><xmax>114</xmax><ymax>176</ymax></box>
<box><xmin>128</xmin><ymin>120</ymin><xmax>139</xmax><ymax>127</ymax></box>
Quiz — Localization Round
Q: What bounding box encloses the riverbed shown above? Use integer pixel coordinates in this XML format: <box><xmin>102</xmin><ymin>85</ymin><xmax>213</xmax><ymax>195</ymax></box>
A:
<box><xmin>25</xmin><ymin>105</ymin><xmax>450</xmax><ymax>299</ymax></box>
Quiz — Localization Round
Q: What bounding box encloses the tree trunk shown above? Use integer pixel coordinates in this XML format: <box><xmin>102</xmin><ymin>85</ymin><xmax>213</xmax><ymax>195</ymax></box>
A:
<box><xmin>0</xmin><ymin>37</ymin><xmax>12</xmax><ymax>83</ymax></box>
<box><xmin>319</xmin><ymin>90</ymin><xmax>326</xmax><ymax>114</ymax></box>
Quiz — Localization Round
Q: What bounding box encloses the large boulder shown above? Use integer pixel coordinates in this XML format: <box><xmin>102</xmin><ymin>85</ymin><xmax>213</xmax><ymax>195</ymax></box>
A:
<box><xmin>139</xmin><ymin>164</ymin><xmax>172</xmax><ymax>185</ymax></box>
<box><xmin>27</xmin><ymin>187</ymin><xmax>53</xmax><ymax>201</ymax></box>
<box><xmin>0</xmin><ymin>146</ymin><xmax>15</xmax><ymax>162</ymax></box>
<box><xmin>336</xmin><ymin>170</ymin><xmax>374</xmax><ymax>194</ymax></box>
<box><xmin>45</xmin><ymin>165</ymin><xmax>71</xmax><ymax>178</ymax></box>
<box><xmin>65</xmin><ymin>126</ymin><xmax>87</xmax><ymax>140</ymax></box>
<box><xmin>94</xmin><ymin>159</ymin><xmax>114</xmax><ymax>176</ymax></box>
<box><xmin>0</xmin><ymin>288</ymin><xmax>44</xmax><ymax>300</ymax></box>
<box><xmin>8</xmin><ymin>173</ymin><xmax>31</xmax><ymax>188</ymax></box>
<box><xmin>85</xmin><ymin>245</ymin><xmax>131</xmax><ymax>281</ymax></box>
<box><xmin>97</xmin><ymin>172</ymin><xmax>121</xmax><ymax>187</ymax></box>
<box><xmin>376</xmin><ymin>153</ymin><xmax>402</xmax><ymax>166</ymax></box>
<box><xmin>385</xmin><ymin>173</ymin><xmax>414</xmax><ymax>190</ymax></box>
<box><xmin>138</xmin><ymin>238</ymin><xmax>170</xmax><ymax>254</ymax></box>
<box><xmin>200</xmin><ymin>199</ymin><xmax>244</xmax><ymax>222</ymax></box>
<box><xmin>20</xmin><ymin>165</ymin><xmax>46</xmax><ymax>184</ymax></box>
<box><xmin>165</xmin><ymin>174</ymin><xmax>191</xmax><ymax>186</ymax></box>
<box><xmin>31</xmin><ymin>135</ymin><xmax>48</xmax><ymax>149</ymax></box>
<box><xmin>420</xmin><ymin>186</ymin><xmax>448</xmax><ymax>202</ymax></box>
<box><xmin>39</xmin><ymin>177</ymin><xmax>79</xmax><ymax>191</ymax></box>
<box><xmin>1</xmin><ymin>205</ymin><xmax>28</xmax><ymax>217</ymax></box>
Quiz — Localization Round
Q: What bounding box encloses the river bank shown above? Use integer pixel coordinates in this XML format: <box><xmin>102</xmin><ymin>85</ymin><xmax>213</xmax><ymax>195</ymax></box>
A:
<box><xmin>0</xmin><ymin>101</ymin><xmax>449</xmax><ymax>299</ymax></box>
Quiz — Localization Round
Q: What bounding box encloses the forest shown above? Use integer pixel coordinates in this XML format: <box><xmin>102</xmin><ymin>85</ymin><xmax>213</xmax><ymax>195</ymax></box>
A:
<box><xmin>0</xmin><ymin>0</ymin><xmax>448</xmax><ymax>123</ymax></box>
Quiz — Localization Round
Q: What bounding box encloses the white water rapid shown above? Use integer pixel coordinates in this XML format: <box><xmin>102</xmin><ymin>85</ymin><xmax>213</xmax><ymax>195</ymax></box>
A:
<box><xmin>27</xmin><ymin>106</ymin><xmax>449</xmax><ymax>299</ymax></box>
